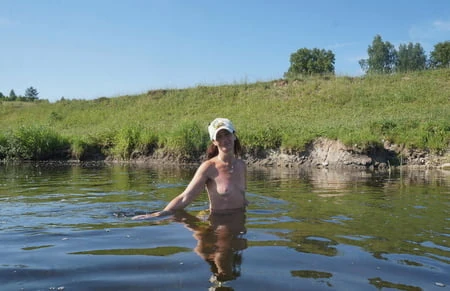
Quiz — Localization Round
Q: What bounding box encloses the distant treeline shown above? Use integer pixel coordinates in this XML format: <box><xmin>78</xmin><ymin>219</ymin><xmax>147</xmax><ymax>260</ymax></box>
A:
<box><xmin>285</xmin><ymin>35</ymin><xmax>450</xmax><ymax>77</ymax></box>
<box><xmin>357</xmin><ymin>36</ymin><xmax>450</xmax><ymax>74</ymax></box>
<box><xmin>0</xmin><ymin>87</ymin><xmax>40</xmax><ymax>102</ymax></box>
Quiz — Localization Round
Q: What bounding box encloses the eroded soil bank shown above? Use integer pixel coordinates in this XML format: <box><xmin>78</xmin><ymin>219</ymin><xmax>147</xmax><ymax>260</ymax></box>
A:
<box><xmin>7</xmin><ymin>138</ymin><xmax>447</xmax><ymax>171</ymax></box>
<box><xmin>123</xmin><ymin>138</ymin><xmax>450</xmax><ymax>171</ymax></box>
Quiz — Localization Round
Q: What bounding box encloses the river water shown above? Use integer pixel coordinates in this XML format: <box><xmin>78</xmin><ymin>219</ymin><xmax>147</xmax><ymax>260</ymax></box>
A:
<box><xmin>0</xmin><ymin>163</ymin><xmax>448</xmax><ymax>291</ymax></box>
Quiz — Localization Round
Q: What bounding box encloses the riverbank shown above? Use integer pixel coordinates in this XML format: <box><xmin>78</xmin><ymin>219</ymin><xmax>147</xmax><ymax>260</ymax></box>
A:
<box><xmin>101</xmin><ymin>137</ymin><xmax>449</xmax><ymax>171</ymax></box>
<box><xmin>244</xmin><ymin>138</ymin><xmax>450</xmax><ymax>170</ymax></box>
<box><xmin>1</xmin><ymin>69</ymin><xmax>449</xmax><ymax>164</ymax></box>
<box><xmin>0</xmin><ymin>143</ymin><xmax>450</xmax><ymax>174</ymax></box>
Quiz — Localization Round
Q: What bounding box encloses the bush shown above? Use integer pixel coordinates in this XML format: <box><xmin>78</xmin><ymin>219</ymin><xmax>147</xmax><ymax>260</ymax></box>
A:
<box><xmin>240</xmin><ymin>126</ymin><xmax>282</xmax><ymax>156</ymax></box>
<box><xmin>0</xmin><ymin>132</ymin><xmax>7</xmax><ymax>159</ymax></box>
<box><xmin>418</xmin><ymin>121</ymin><xmax>450</xmax><ymax>152</ymax></box>
<box><xmin>164</xmin><ymin>121</ymin><xmax>209</xmax><ymax>160</ymax></box>
<box><xmin>3</xmin><ymin>125</ymin><xmax>69</xmax><ymax>160</ymax></box>
<box><xmin>70</xmin><ymin>136</ymin><xmax>90</xmax><ymax>160</ymax></box>
<box><xmin>110</xmin><ymin>125</ymin><xmax>158</xmax><ymax>160</ymax></box>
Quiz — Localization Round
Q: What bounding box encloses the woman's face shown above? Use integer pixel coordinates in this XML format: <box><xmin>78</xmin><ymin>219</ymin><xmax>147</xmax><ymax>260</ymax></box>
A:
<box><xmin>214</xmin><ymin>129</ymin><xmax>235</xmax><ymax>152</ymax></box>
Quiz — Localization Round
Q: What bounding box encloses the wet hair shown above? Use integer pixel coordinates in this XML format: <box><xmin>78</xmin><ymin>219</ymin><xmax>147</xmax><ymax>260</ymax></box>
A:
<box><xmin>206</xmin><ymin>136</ymin><xmax>242</xmax><ymax>160</ymax></box>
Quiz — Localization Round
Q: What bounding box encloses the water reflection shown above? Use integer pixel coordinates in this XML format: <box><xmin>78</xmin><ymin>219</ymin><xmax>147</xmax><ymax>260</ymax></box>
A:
<box><xmin>0</xmin><ymin>163</ymin><xmax>449</xmax><ymax>290</ymax></box>
<box><xmin>173</xmin><ymin>209</ymin><xmax>247</xmax><ymax>290</ymax></box>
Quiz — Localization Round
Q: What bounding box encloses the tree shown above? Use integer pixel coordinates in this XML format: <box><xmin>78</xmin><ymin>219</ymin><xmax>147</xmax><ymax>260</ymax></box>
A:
<box><xmin>0</xmin><ymin>92</ymin><xmax>4</xmax><ymax>100</ymax></box>
<box><xmin>9</xmin><ymin>89</ymin><xmax>17</xmax><ymax>101</ymax></box>
<box><xmin>429</xmin><ymin>41</ymin><xmax>450</xmax><ymax>69</ymax></box>
<box><xmin>24</xmin><ymin>86</ymin><xmax>39</xmax><ymax>101</ymax></box>
<box><xmin>360</xmin><ymin>35</ymin><xmax>397</xmax><ymax>74</ymax></box>
<box><xmin>358</xmin><ymin>59</ymin><xmax>368</xmax><ymax>73</ymax></box>
<box><xmin>284</xmin><ymin>48</ymin><xmax>335</xmax><ymax>77</ymax></box>
<box><xmin>396</xmin><ymin>42</ymin><xmax>427</xmax><ymax>72</ymax></box>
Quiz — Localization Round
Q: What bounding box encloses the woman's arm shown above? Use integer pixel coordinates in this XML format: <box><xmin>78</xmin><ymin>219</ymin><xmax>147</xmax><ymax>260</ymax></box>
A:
<box><xmin>132</xmin><ymin>162</ymin><xmax>211</xmax><ymax>220</ymax></box>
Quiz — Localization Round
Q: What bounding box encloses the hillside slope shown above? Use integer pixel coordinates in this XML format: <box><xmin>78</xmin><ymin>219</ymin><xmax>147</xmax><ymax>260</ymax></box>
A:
<box><xmin>1</xmin><ymin>69</ymin><xmax>449</xmax><ymax>169</ymax></box>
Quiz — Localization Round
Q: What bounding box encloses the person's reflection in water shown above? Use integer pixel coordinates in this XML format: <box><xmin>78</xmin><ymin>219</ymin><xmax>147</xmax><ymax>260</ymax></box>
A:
<box><xmin>173</xmin><ymin>209</ymin><xmax>247</xmax><ymax>290</ymax></box>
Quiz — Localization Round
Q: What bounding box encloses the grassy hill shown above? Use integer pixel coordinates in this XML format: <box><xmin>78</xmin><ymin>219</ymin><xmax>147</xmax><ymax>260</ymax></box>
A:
<box><xmin>0</xmin><ymin>69</ymin><xmax>449</xmax><ymax>162</ymax></box>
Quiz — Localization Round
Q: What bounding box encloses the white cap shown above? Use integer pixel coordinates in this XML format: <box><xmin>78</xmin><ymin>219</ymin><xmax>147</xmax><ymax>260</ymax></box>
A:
<box><xmin>208</xmin><ymin>118</ymin><xmax>235</xmax><ymax>141</ymax></box>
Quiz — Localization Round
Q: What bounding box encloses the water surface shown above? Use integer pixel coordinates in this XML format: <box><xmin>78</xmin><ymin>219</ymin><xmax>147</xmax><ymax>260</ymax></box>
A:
<box><xmin>0</xmin><ymin>163</ymin><xmax>449</xmax><ymax>290</ymax></box>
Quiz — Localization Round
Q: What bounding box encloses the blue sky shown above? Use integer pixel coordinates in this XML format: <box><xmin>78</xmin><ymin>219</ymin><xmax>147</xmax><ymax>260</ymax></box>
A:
<box><xmin>1</xmin><ymin>0</ymin><xmax>449</xmax><ymax>102</ymax></box>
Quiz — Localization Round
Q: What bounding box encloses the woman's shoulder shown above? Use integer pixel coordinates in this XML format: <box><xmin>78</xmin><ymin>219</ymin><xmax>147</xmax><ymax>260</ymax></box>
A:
<box><xmin>203</xmin><ymin>156</ymin><xmax>218</xmax><ymax>165</ymax></box>
<box><xmin>198</xmin><ymin>158</ymin><xmax>217</xmax><ymax>172</ymax></box>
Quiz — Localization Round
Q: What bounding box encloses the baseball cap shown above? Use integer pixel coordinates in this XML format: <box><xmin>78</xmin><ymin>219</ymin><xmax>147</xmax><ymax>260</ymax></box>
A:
<box><xmin>208</xmin><ymin>118</ymin><xmax>235</xmax><ymax>141</ymax></box>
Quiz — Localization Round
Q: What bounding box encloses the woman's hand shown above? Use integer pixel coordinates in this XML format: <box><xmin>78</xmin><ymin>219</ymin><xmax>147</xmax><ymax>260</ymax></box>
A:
<box><xmin>131</xmin><ymin>210</ymin><xmax>172</xmax><ymax>220</ymax></box>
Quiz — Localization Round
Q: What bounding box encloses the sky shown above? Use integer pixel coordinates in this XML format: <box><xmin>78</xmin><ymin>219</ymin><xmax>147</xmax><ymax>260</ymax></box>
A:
<box><xmin>1</xmin><ymin>0</ymin><xmax>449</xmax><ymax>102</ymax></box>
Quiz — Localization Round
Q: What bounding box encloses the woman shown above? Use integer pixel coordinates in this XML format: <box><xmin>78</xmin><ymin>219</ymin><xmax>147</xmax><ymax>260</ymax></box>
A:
<box><xmin>132</xmin><ymin>118</ymin><xmax>247</xmax><ymax>219</ymax></box>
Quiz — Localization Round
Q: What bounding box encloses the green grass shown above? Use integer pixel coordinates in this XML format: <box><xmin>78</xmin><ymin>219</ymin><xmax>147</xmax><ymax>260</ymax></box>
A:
<box><xmin>0</xmin><ymin>125</ymin><xmax>69</xmax><ymax>160</ymax></box>
<box><xmin>0</xmin><ymin>69</ymin><xmax>449</xmax><ymax>161</ymax></box>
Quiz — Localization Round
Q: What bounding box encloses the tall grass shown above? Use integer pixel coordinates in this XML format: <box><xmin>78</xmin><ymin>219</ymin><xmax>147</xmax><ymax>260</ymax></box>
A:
<box><xmin>109</xmin><ymin>124</ymin><xmax>158</xmax><ymax>160</ymax></box>
<box><xmin>0</xmin><ymin>69</ymin><xmax>449</xmax><ymax>161</ymax></box>
<box><xmin>161</xmin><ymin>121</ymin><xmax>209</xmax><ymax>161</ymax></box>
<box><xmin>0</xmin><ymin>125</ymin><xmax>69</xmax><ymax>160</ymax></box>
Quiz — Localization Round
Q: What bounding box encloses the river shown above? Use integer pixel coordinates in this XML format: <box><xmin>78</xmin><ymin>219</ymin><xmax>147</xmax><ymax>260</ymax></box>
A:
<box><xmin>0</xmin><ymin>163</ymin><xmax>448</xmax><ymax>290</ymax></box>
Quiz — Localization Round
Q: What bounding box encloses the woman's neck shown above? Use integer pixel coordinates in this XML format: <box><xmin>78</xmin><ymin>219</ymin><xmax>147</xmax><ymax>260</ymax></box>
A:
<box><xmin>217</xmin><ymin>153</ymin><xmax>235</xmax><ymax>164</ymax></box>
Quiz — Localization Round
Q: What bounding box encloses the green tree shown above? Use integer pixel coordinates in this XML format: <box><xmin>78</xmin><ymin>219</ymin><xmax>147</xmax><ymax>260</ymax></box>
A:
<box><xmin>360</xmin><ymin>35</ymin><xmax>397</xmax><ymax>74</ymax></box>
<box><xmin>396</xmin><ymin>42</ymin><xmax>427</xmax><ymax>72</ymax></box>
<box><xmin>284</xmin><ymin>48</ymin><xmax>335</xmax><ymax>77</ymax></box>
<box><xmin>0</xmin><ymin>92</ymin><xmax>4</xmax><ymax>100</ymax></box>
<box><xmin>24</xmin><ymin>86</ymin><xmax>39</xmax><ymax>101</ymax></box>
<box><xmin>9</xmin><ymin>89</ymin><xmax>17</xmax><ymax>101</ymax></box>
<box><xmin>358</xmin><ymin>59</ymin><xmax>368</xmax><ymax>73</ymax></box>
<box><xmin>429</xmin><ymin>41</ymin><xmax>450</xmax><ymax>69</ymax></box>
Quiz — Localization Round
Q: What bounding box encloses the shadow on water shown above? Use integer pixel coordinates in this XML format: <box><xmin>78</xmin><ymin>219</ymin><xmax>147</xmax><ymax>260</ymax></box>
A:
<box><xmin>0</xmin><ymin>162</ymin><xmax>449</xmax><ymax>290</ymax></box>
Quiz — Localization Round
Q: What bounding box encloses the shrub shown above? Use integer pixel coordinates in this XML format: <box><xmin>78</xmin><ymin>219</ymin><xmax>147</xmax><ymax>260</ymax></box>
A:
<box><xmin>0</xmin><ymin>132</ymin><xmax>7</xmax><ymax>159</ymax></box>
<box><xmin>70</xmin><ymin>136</ymin><xmax>89</xmax><ymax>160</ymax></box>
<box><xmin>110</xmin><ymin>125</ymin><xmax>158</xmax><ymax>160</ymax></box>
<box><xmin>240</xmin><ymin>126</ymin><xmax>282</xmax><ymax>156</ymax></box>
<box><xmin>164</xmin><ymin>121</ymin><xmax>208</xmax><ymax>160</ymax></box>
<box><xmin>4</xmin><ymin>125</ymin><xmax>68</xmax><ymax>160</ymax></box>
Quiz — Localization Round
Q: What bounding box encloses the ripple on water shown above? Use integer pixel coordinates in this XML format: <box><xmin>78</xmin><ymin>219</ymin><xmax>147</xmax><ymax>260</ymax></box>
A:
<box><xmin>1</xmin><ymin>165</ymin><xmax>449</xmax><ymax>290</ymax></box>
<box><xmin>336</xmin><ymin>234</ymin><xmax>375</xmax><ymax>241</ymax></box>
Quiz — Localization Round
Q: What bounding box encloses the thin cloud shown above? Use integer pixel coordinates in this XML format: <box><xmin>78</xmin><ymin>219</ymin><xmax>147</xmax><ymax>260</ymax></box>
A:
<box><xmin>0</xmin><ymin>16</ymin><xmax>17</xmax><ymax>27</ymax></box>
<box><xmin>345</xmin><ymin>55</ymin><xmax>367</xmax><ymax>62</ymax></box>
<box><xmin>409</xmin><ymin>19</ymin><xmax>450</xmax><ymax>41</ymax></box>
<box><xmin>433</xmin><ymin>20</ymin><xmax>450</xmax><ymax>31</ymax></box>
<box><xmin>326</xmin><ymin>42</ymin><xmax>357</xmax><ymax>50</ymax></box>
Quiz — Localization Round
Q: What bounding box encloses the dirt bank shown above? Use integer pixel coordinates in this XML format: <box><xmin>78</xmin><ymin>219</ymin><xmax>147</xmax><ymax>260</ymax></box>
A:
<box><xmin>243</xmin><ymin>138</ymin><xmax>450</xmax><ymax>170</ymax></box>
<box><xmin>124</xmin><ymin>138</ymin><xmax>450</xmax><ymax>171</ymax></box>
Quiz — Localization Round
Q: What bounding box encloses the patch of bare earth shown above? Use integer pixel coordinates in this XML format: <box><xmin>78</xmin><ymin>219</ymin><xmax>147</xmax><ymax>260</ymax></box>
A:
<box><xmin>243</xmin><ymin>138</ymin><xmax>450</xmax><ymax>171</ymax></box>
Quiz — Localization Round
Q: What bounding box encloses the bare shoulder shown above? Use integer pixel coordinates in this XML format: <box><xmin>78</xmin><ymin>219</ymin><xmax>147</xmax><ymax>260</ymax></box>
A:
<box><xmin>199</xmin><ymin>159</ymin><xmax>216</xmax><ymax>170</ymax></box>
<box><xmin>196</xmin><ymin>159</ymin><xmax>216</xmax><ymax>176</ymax></box>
